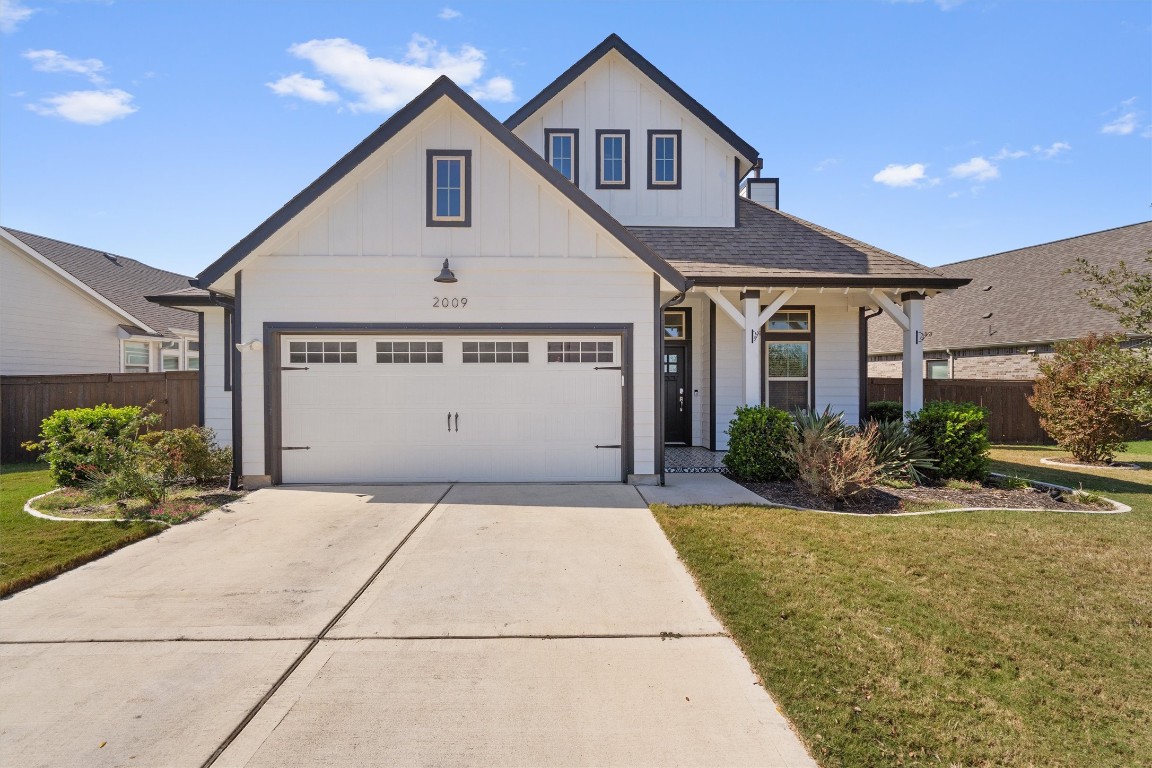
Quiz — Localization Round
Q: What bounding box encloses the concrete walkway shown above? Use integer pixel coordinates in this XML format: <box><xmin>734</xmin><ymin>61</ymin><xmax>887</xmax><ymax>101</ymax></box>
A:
<box><xmin>638</xmin><ymin>471</ymin><xmax>770</xmax><ymax>506</ymax></box>
<box><xmin>0</xmin><ymin>484</ymin><xmax>815</xmax><ymax>768</ymax></box>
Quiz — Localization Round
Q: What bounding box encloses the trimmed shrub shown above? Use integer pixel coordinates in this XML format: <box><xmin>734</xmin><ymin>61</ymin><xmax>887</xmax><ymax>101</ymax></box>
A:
<box><xmin>908</xmin><ymin>401</ymin><xmax>990</xmax><ymax>481</ymax></box>
<box><xmin>784</xmin><ymin>408</ymin><xmax>880</xmax><ymax>504</ymax></box>
<box><xmin>138</xmin><ymin>427</ymin><xmax>231</xmax><ymax>485</ymax></box>
<box><xmin>1029</xmin><ymin>334</ymin><xmax>1135</xmax><ymax>463</ymax></box>
<box><xmin>866</xmin><ymin>400</ymin><xmax>904</xmax><ymax>424</ymax></box>
<box><xmin>871</xmin><ymin>419</ymin><xmax>936</xmax><ymax>485</ymax></box>
<box><xmin>723</xmin><ymin>405</ymin><xmax>794</xmax><ymax>481</ymax></box>
<box><xmin>22</xmin><ymin>404</ymin><xmax>157</xmax><ymax>486</ymax></box>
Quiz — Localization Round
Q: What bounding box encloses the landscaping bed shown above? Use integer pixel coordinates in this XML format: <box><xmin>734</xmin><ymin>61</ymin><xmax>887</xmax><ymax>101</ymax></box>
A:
<box><xmin>733</xmin><ymin>476</ymin><xmax>1114</xmax><ymax>514</ymax></box>
<box><xmin>30</xmin><ymin>485</ymin><xmax>244</xmax><ymax>524</ymax></box>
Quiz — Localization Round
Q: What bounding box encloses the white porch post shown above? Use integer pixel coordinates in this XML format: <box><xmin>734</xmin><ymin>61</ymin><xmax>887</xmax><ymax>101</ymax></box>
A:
<box><xmin>742</xmin><ymin>290</ymin><xmax>761</xmax><ymax>406</ymax></box>
<box><xmin>902</xmin><ymin>293</ymin><xmax>925</xmax><ymax>414</ymax></box>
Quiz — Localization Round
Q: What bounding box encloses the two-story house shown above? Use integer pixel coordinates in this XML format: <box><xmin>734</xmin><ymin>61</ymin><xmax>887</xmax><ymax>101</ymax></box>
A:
<box><xmin>150</xmin><ymin>35</ymin><xmax>967</xmax><ymax>488</ymax></box>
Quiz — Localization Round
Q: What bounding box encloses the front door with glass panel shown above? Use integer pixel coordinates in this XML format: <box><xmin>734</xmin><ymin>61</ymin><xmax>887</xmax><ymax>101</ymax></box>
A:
<box><xmin>662</xmin><ymin>310</ymin><xmax>692</xmax><ymax>445</ymax></box>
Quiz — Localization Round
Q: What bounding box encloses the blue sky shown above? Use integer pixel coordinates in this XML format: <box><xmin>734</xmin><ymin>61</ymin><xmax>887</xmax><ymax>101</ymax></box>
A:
<box><xmin>2</xmin><ymin>0</ymin><xmax>1148</xmax><ymax>278</ymax></box>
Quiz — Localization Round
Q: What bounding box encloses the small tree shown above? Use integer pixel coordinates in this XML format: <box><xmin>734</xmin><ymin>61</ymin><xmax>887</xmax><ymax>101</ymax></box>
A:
<box><xmin>1029</xmin><ymin>335</ymin><xmax>1133</xmax><ymax>463</ymax></box>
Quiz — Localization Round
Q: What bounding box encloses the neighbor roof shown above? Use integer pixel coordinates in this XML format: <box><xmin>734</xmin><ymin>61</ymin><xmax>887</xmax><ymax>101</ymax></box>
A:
<box><xmin>195</xmin><ymin>75</ymin><xmax>688</xmax><ymax>291</ymax></box>
<box><xmin>629</xmin><ymin>198</ymin><xmax>969</xmax><ymax>288</ymax></box>
<box><xmin>4</xmin><ymin>227</ymin><xmax>197</xmax><ymax>338</ymax></box>
<box><xmin>505</xmin><ymin>34</ymin><xmax>760</xmax><ymax>171</ymax></box>
<box><xmin>868</xmin><ymin>221</ymin><xmax>1152</xmax><ymax>354</ymax></box>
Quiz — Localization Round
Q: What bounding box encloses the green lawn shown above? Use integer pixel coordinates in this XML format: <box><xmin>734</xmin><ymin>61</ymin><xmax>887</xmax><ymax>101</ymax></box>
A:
<box><xmin>653</xmin><ymin>443</ymin><xmax>1151</xmax><ymax>768</ymax></box>
<box><xmin>0</xmin><ymin>463</ymin><xmax>163</xmax><ymax>597</ymax></box>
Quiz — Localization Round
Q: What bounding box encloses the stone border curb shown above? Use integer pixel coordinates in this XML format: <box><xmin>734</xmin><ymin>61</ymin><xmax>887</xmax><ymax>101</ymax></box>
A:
<box><xmin>24</xmin><ymin>488</ymin><xmax>173</xmax><ymax>527</ymax></box>
<box><xmin>730</xmin><ymin>472</ymin><xmax>1130</xmax><ymax>517</ymax></box>
<box><xmin>1040</xmin><ymin>457</ymin><xmax>1141</xmax><ymax>471</ymax></box>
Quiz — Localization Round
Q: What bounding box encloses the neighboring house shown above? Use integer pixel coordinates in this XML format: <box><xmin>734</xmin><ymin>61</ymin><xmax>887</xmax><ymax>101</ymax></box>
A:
<box><xmin>150</xmin><ymin>34</ymin><xmax>967</xmax><ymax>488</ymax></box>
<box><xmin>868</xmin><ymin>221</ymin><xmax>1152</xmax><ymax>380</ymax></box>
<box><xmin>1</xmin><ymin>227</ymin><xmax>199</xmax><ymax>376</ymax></box>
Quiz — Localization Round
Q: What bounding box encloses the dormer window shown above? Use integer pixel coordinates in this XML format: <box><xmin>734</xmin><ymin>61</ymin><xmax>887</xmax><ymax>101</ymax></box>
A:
<box><xmin>648</xmin><ymin>130</ymin><xmax>681</xmax><ymax>189</ymax></box>
<box><xmin>596</xmin><ymin>130</ymin><xmax>630</xmax><ymax>189</ymax></box>
<box><xmin>545</xmin><ymin>129</ymin><xmax>579</xmax><ymax>185</ymax></box>
<box><xmin>426</xmin><ymin>150</ymin><xmax>471</xmax><ymax>227</ymax></box>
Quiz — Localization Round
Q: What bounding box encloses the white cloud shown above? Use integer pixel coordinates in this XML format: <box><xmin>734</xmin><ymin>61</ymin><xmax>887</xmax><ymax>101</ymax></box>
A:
<box><xmin>1101</xmin><ymin>111</ymin><xmax>1139</xmax><ymax>136</ymax></box>
<box><xmin>438</xmin><ymin>7</ymin><xmax>461</xmax><ymax>20</ymax></box>
<box><xmin>991</xmin><ymin>147</ymin><xmax>1028</xmax><ymax>161</ymax></box>
<box><xmin>23</xmin><ymin>49</ymin><xmax>107</xmax><ymax>83</ymax></box>
<box><xmin>813</xmin><ymin>157</ymin><xmax>838</xmax><ymax>172</ymax></box>
<box><xmin>873</xmin><ymin>163</ymin><xmax>930</xmax><ymax>187</ymax></box>
<box><xmin>280</xmin><ymin>35</ymin><xmax>514</xmax><ymax>113</ymax></box>
<box><xmin>950</xmin><ymin>156</ymin><xmax>999</xmax><ymax>181</ymax></box>
<box><xmin>28</xmin><ymin>88</ymin><xmax>136</xmax><ymax>125</ymax></box>
<box><xmin>468</xmin><ymin>75</ymin><xmax>515</xmax><ymax>102</ymax></box>
<box><xmin>1033</xmin><ymin>141</ymin><xmax>1071</xmax><ymax>159</ymax></box>
<box><xmin>0</xmin><ymin>0</ymin><xmax>34</xmax><ymax>33</ymax></box>
<box><xmin>267</xmin><ymin>73</ymin><xmax>339</xmax><ymax>103</ymax></box>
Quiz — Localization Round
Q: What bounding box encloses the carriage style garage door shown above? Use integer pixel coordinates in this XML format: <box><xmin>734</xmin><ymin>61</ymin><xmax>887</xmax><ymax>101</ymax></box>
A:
<box><xmin>278</xmin><ymin>334</ymin><xmax>625</xmax><ymax>483</ymax></box>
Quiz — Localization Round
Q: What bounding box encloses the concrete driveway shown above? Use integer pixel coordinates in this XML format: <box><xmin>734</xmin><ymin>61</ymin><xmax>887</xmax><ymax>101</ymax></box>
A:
<box><xmin>0</xmin><ymin>484</ymin><xmax>815</xmax><ymax>768</ymax></box>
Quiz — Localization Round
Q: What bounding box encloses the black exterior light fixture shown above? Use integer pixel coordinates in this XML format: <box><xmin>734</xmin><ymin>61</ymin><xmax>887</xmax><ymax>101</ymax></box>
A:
<box><xmin>434</xmin><ymin>259</ymin><xmax>457</xmax><ymax>283</ymax></box>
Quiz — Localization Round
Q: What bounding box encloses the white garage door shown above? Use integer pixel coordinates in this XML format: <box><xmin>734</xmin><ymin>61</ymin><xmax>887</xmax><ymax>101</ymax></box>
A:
<box><xmin>279</xmin><ymin>335</ymin><xmax>624</xmax><ymax>483</ymax></box>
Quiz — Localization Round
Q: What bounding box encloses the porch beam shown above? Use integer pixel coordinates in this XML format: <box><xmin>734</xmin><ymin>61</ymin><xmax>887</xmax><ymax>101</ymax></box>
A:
<box><xmin>743</xmin><ymin>291</ymin><xmax>761</xmax><ymax>406</ymax></box>
<box><xmin>902</xmin><ymin>294</ymin><xmax>925</xmax><ymax>415</ymax></box>
<box><xmin>703</xmin><ymin>288</ymin><xmax>745</xmax><ymax>328</ymax></box>
<box><xmin>756</xmin><ymin>288</ymin><xmax>798</xmax><ymax>328</ymax></box>
<box><xmin>869</xmin><ymin>289</ymin><xmax>911</xmax><ymax>332</ymax></box>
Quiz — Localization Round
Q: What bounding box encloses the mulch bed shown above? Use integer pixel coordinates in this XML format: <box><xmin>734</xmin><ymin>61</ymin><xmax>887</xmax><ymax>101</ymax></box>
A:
<box><xmin>732</xmin><ymin>478</ymin><xmax>1112</xmax><ymax>515</ymax></box>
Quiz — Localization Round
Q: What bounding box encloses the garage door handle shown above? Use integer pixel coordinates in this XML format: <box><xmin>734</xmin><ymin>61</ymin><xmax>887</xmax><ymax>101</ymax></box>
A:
<box><xmin>454</xmin><ymin>412</ymin><xmax>459</xmax><ymax>432</ymax></box>
<box><xmin>447</xmin><ymin>412</ymin><xmax>452</xmax><ymax>432</ymax></box>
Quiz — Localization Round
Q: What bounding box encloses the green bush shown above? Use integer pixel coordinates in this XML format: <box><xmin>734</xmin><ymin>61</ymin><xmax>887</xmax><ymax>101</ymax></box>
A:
<box><xmin>723</xmin><ymin>405</ymin><xmax>794</xmax><ymax>481</ymax></box>
<box><xmin>138</xmin><ymin>427</ymin><xmax>231</xmax><ymax>485</ymax></box>
<box><xmin>871</xmin><ymin>419</ymin><xmax>936</xmax><ymax>485</ymax></box>
<box><xmin>908</xmin><ymin>401</ymin><xmax>990</xmax><ymax>481</ymax></box>
<box><xmin>85</xmin><ymin>430</ymin><xmax>181</xmax><ymax>507</ymax></box>
<box><xmin>866</xmin><ymin>400</ymin><xmax>904</xmax><ymax>423</ymax></box>
<box><xmin>22</xmin><ymin>404</ymin><xmax>157</xmax><ymax>486</ymax></box>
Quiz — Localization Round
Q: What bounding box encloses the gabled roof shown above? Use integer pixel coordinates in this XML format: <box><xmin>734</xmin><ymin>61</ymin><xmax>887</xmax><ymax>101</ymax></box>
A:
<box><xmin>629</xmin><ymin>198</ymin><xmax>969</xmax><ymax>289</ymax></box>
<box><xmin>868</xmin><ymin>221</ymin><xmax>1152</xmax><ymax>354</ymax></box>
<box><xmin>504</xmin><ymin>34</ymin><xmax>760</xmax><ymax>171</ymax></box>
<box><xmin>3</xmin><ymin>227</ymin><xmax>197</xmax><ymax>337</ymax></box>
<box><xmin>196</xmin><ymin>75</ymin><xmax>688</xmax><ymax>291</ymax></box>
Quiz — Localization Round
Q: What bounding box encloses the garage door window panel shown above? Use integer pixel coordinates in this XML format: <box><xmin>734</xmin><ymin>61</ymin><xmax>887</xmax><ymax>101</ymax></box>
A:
<box><xmin>462</xmin><ymin>341</ymin><xmax>529</xmax><ymax>364</ymax></box>
<box><xmin>547</xmin><ymin>340</ymin><xmax>614</xmax><ymax>363</ymax></box>
<box><xmin>289</xmin><ymin>340</ymin><xmax>357</xmax><ymax>364</ymax></box>
<box><xmin>377</xmin><ymin>341</ymin><xmax>444</xmax><ymax>364</ymax></box>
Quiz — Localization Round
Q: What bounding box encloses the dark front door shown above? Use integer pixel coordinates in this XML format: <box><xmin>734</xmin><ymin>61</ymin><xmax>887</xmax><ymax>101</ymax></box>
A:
<box><xmin>663</xmin><ymin>343</ymin><xmax>691</xmax><ymax>444</ymax></box>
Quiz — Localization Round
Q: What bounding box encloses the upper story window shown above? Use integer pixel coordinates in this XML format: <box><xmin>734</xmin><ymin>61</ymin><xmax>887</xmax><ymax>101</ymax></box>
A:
<box><xmin>595</xmin><ymin>130</ymin><xmax>630</xmax><ymax>189</ymax></box>
<box><xmin>426</xmin><ymin>150</ymin><xmax>471</xmax><ymax>227</ymax></box>
<box><xmin>647</xmin><ymin>130</ymin><xmax>681</xmax><ymax>189</ymax></box>
<box><xmin>663</xmin><ymin>310</ymin><xmax>688</xmax><ymax>339</ymax></box>
<box><xmin>545</xmin><ymin>129</ymin><xmax>579</xmax><ymax>185</ymax></box>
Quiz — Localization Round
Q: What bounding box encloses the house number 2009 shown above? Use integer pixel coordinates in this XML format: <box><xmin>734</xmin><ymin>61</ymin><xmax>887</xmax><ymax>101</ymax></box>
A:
<box><xmin>433</xmin><ymin>297</ymin><xmax>467</xmax><ymax>308</ymax></box>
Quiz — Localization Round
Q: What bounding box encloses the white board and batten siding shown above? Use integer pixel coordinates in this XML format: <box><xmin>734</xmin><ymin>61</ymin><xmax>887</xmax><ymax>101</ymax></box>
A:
<box><xmin>0</xmin><ymin>239</ymin><xmax>123</xmax><ymax>375</ymax></box>
<box><xmin>709</xmin><ymin>291</ymin><xmax>861</xmax><ymax>450</ymax></box>
<box><xmin>201</xmin><ymin>307</ymin><xmax>232</xmax><ymax>447</ymax></box>
<box><xmin>229</xmin><ymin>97</ymin><xmax>661</xmax><ymax>481</ymax></box>
<box><xmin>511</xmin><ymin>50</ymin><xmax>740</xmax><ymax>228</ymax></box>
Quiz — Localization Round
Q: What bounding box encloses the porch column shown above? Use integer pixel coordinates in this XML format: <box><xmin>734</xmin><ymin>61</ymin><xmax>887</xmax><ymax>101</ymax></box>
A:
<box><xmin>742</xmin><ymin>290</ymin><xmax>761</xmax><ymax>406</ymax></box>
<box><xmin>901</xmin><ymin>293</ymin><xmax>925</xmax><ymax>414</ymax></box>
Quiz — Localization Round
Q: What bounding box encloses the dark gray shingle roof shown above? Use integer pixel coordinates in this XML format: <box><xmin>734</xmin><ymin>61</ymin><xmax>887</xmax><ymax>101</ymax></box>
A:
<box><xmin>629</xmin><ymin>198</ymin><xmax>966</xmax><ymax>288</ymax></box>
<box><xmin>5</xmin><ymin>227</ymin><xmax>197</xmax><ymax>338</ymax></box>
<box><xmin>868</xmin><ymin>221</ymin><xmax>1152</xmax><ymax>354</ymax></box>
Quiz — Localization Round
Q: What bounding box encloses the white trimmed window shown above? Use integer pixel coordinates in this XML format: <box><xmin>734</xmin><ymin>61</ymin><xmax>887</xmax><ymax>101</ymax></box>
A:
<box><xmin>462</xmin><ymin>341</ymin><xmax>529</xmax><ymax>364</ymax></box>
<box><xmin>377</xmin><ymin>341</ymin><xmax>444</xmax><ymax>364</ymax></box>
<box><xmin>427</xmin><ymin>150</ymin><xmax>471</xmax><ymax>226</ymax></box>
<box><xmin>161</xmin><ymin>340</ymin><xmax>182</xmax><ymax>371</ymax></box>
<box><xmin>546</xmin><ymin>129</ymin><xmax>578</xmax><ymax>184</ymax></box>
<box><xmin>123</xmin><ymin>341</ymin><xmax>151</xmax><ymax>373</ymax></box>
<box><xmin>546</xmin><ymin>341</ymin><xmax>613</xmax><ymax>364</ymax></box>
<box><xmin>596</xmin><ymin>130</ymin><xmax>629</xmax><ymax>188</ymax></box>
<box><xmin>289</xmin><ymin>341</ymin><xmax>357</xmax><ymax>364</ymax></box>
<box><xmin>186</xmin><ymin>340</ymin><xmax>200</xmax><ymax>371</ymax></box>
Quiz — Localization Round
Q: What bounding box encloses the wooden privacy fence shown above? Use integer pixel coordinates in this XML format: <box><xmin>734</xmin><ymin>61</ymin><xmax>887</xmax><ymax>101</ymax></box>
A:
<box><xmin>867</xmin><ymin>378</ymin><xmax>1050</xmax><ymax>444</ymax></box>
<box><xmin>1</xmin><ymin>372</ymin><xmax>199</xmax><ymax>463</ymax></box>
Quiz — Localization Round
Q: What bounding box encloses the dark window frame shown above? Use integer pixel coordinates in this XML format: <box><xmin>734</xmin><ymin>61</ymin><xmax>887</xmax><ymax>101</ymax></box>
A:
<box><xmin>544</xmin><ymin>128</ymin><xmax>580</xmax><ymax>186</ymax></box>
<box><xmin>425</xmin><ymin>149</ymin><xmax>472</xmax><ymax>227</ymax></box>
<box><xmin>595</xmin><ymin>129</ymin><xmax>630</xmax><ymax>189</ymax></box>
<box><xmin>647</xmin><ymin>129</ymin><xmax>682</xmax><ymax>190</ymax></box>
<box><xmin>761</xmin><ymin>305</ymin><xmax>816</xmax><ymax>412</ymax></box>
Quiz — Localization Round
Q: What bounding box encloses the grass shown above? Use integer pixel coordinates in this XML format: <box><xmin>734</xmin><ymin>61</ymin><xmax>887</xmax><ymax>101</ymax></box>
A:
<box><xmin>652</xmin><ymin>443</ymin><xmax>1151</xmax><ymax>767</ymax></box>
<box><xmin>0</xmin><ymin>463</ymin><xmax>164</xmax><ymax>597</ymax></box>
<box><xmin>28</xmin><ymin>483</ymin><xmax>241</xmax><ymax>524</ymax></box>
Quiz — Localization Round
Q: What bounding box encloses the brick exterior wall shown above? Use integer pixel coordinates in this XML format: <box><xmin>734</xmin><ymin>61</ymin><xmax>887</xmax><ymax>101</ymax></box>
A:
<box><xmin>868</xmin><ymin>359</ymin><xmax>903</xmax><ymax>378</ymax></box>
<box><xmin>867</xmin><ymin>353</ymin><xmax>1056</xmax><ymax>380</ymax></box>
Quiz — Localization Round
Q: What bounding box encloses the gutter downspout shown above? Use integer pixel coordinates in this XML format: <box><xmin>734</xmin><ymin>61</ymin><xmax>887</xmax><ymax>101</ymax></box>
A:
<box><xmin>861</xmin><ymin>307</ymin><xmax>883</xmax><ymax>423</ymax></box>
<box><xmin>656</xmin><ymin>282</ymin><xmax>689</xmax><ymax>485</ymax></box>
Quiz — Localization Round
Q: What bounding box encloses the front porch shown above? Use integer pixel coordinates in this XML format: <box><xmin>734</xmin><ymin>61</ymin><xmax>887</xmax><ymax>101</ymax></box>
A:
<box><xmin>665</xmin><ymin>445</ymin><xmax>727</xmax><ymax>473</ymax></box>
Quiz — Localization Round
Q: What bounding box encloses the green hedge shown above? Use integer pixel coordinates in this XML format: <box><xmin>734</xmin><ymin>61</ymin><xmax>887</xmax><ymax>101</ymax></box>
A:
<box><xmin>908</xmin><ymin>401</ymin><xmax>990</xmax><ymax>481</ymax></box>
<box><xmin>23</xmin><ymin>404</ymin><xmax>150</xmax><ymax>486</ymax></box>
<box><xmin>866</xmin><ymin>400</ymin><xmax>904</xmax><ymax>423</ymax></box>
<box><xmin>723</xmin><ymin>405</ymin><xmax>794</xmax><ymax>481</ymax></box>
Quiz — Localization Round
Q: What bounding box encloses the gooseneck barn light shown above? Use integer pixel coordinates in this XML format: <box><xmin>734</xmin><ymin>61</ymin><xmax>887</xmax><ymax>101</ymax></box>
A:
<box><xmin>434</xmin><ymin>259</ymin><xmax>458</xmax><ymax>284</ymax></box>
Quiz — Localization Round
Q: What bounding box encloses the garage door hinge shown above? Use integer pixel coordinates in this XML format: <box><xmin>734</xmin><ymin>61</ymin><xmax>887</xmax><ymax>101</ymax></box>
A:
<box><xmin>281</xmin><ymin>366</ymin><xmax>310</xmax><ymax>371</ymax></box>
<box><xmin>595</xmin><ymin>444</ymin><xmax>622</xmax><ymax>449</ymax></box>
<box><xmin>594</xmin><ymin>366</ymin><xmax>622</xmax><ymax>370</ymax></box>
<box><xmin>281</xmin><ymin>446</ymin><xmax>311</xmax><ymax>450</ymax></box>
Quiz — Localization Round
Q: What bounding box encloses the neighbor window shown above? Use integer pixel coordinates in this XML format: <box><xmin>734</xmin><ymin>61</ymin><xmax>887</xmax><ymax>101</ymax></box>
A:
<box><xmin>426</xmin><ymin>150</ymin><xmax>471</xmax><ymax>226</ymax></box>
<box><xmin>647</xmin><ymin>130</ymin><xmax>681</xmax><ymax>189</ymax></box>
<box><xmin>765</xmin><ymin>308</ymin><xmax>813</xmax><ymax>411</ymax></box>
<box><xmin>186</xmin><ymin>339</ymin><xmax>200</xmax><ymax>371</ymax></box>
<box><xmin>123</xmin><ymin>341</ymin><xmax>150</xmax><ymax>373</ymax></box>
<box><xmin>377</xmin><ymin>341</ymin><xmax>444</xmax><ymax>364</ymax></box>
<box><xmin>161</xmin><ymin>340</ymin><xmax>181</xmax><ymax>371</ymax></box>
<box><xmin>547</xmin><ymin>341</ymin><xmax>613</xmax><ymax>364</ymax></box>
<box><xmin>545</xmin><ymin>129</ymin><xmax>579</xmax><ymax>184</ymax></box>
<box><xmin>596</xmin><ymin>130</ymin><xmax>629</xmax><ymax>188</ymax></box>
<box><xmin>462</xmin><ymin>341</ymin><xmax>529</xmax><ymax>364</ymax></box>
<box><xmin>289</xmin><ymin>340</ymin><xmax>357</xmax><ymax>364</ymax></box>
<box><xmin>926</xmin><ymin>359</ymin><xmax>950</xmax><ymax>379</ymax></box>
